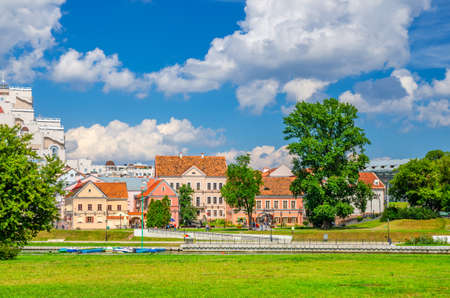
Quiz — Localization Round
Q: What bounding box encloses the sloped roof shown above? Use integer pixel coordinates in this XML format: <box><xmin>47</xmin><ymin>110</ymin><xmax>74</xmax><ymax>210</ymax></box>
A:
<box><xmin>95</xmin><ymin>182</ymin><xmax>128</xmax><ymax>198</ymax></box>
<box><xmin>100</xmin><ymin>177</ymin><xmax>149</xmax><ymax>191</ymax></box>
<box><xmin>155</xmin><ymin>155</ymin><xmax>227</xmax><ymax>177</ymax></box>
<box><xmin>259</xmin><ymin>176</ymin><xmax>296</xmax><ymax>196</ymax></box>
<box><xmin>359</xmin><ymin>172</ymin><xmax>385</xmax><ymax>189</ymax></box>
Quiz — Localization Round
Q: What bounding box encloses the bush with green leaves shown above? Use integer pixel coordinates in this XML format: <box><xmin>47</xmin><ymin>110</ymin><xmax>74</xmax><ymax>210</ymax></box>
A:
<box><xmin>146</xmin><ymin>196</ymin><xmax>171</xmax><ymax>228</ymax></box>
<box><xmin>405</xmin><ymin>235</ymin><xmax>446</xmax><ymax>245</ymax></box>
<box><xmin>0</xmin><ymin>244</ymin><xmax>20</xmax><ymax>260</ymax></box>
<box><xmin>0</xmin><ymin>125</ymin><xmax>64</xmax><ymax>259</ymax></box>
<box><xmin>380</xmin><ymin>206</ymin><xmax>438</xmax><ymax>222</ymax></box>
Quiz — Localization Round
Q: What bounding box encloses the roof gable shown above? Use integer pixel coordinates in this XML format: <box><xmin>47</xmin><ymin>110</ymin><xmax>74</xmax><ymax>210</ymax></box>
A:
<box><xmin>359</xmin><ymin>172</ymin><xmax>385</xmax><ymax>189</ymax></box>
<box><xmin>182</xmin><ymin>165</ymin><xmax>206</xmax><ymax>177</ymax></box>
<box><xmin>269</xmin><ymin>165</ymin><xmax>293</xmax><ymax>177</ymax></box>
<box><xmin>74</xmin><ymin>181</ymin><xmax>106</xmax><ymax>198</ymax></box>
<box><xmin>155</xmin><ymin>155</ymin><xmax>227</xmax><ymax>177</ymax></box>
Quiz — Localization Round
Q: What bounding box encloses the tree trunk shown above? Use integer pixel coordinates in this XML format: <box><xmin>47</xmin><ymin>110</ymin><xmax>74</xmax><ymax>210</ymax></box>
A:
<box><xmin>247</xmin><ymin>210</ymin><xmax>252</xmax><ymax>231</ymax></box>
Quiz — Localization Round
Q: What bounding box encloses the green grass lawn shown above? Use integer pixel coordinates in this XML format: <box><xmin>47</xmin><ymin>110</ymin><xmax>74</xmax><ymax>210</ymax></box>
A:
<box><xmin>25</xmin><ymin>242</ymin><xmax>181</xmax><ymax>247</ymax></box>
<box><xmin>0</xmin><ymin>254</ymin><xmax>449</xmax><ymax>297</ymax></box>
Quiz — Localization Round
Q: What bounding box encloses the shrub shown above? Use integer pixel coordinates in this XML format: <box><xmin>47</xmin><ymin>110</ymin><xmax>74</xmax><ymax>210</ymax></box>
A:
<box><xmin>405</xmin><ymin>235</ymin><xmax>446</xmax><ymax>245</ymax></box>
<box><xmin>303</xmin><ymin>221</ymin><xmax>309</xmax><ymax>227</ymax></box>
<box><xmin>357</xmin><ymin>216</ymin><xmax>364</xmax><ymax>222</ymax></box>
<box><xmin>0</xmin><ymin>244</ymin><xmax>20</xmax><ymax>260</ymax></box>
<box><xmin>380</xmin><ymin>206</ymin><xmax>438</xmax><ymax>222</ymax></box>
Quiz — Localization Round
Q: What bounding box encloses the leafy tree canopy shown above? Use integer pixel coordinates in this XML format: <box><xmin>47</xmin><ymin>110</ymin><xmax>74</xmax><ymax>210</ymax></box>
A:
<box><xmin>283</xmin><ymin>98</ymin><xmax>373</xmax><ymax>229</ymax></box>
<box><xmin>178</xmin><ymin>184</ymin><xmax>197</xmax><ymax>226</ymax></box>
<box><xmin>221</xmin><ymin>154</ymin><xmax>262</xmax><ymax>230</ymax></box>
<box><xmin>390</xmin><ymin>150</ymin><xmax>449</xmax><ymax>212</ymax></box>
<box><xmin>146</xmin><ymin>196</ymin><xmax>171</xmax><ymax>228</ymax></box>
<box><xmin>0</xmin><ymin>125</ymin><xmax>64</xmax><ymax>247</ymax></box>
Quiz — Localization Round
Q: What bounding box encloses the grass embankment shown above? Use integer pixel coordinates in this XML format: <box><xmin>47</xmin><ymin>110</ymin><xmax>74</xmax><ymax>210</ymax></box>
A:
<box><xmin>0</xmin><ymin>254</ymin><xmax>449</xmax><ymax>297</ymax></box>
<box><xmin>35</xmin><ymin>218</ymin><xmax>450</xmax><ymax>243</ymax></box>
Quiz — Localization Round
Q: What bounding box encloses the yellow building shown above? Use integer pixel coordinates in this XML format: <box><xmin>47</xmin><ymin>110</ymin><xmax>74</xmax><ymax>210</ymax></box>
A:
<box><xmin>63</xmin><ymin>181</ymin><xmax>128</xmax><ymax>229</ymax></box>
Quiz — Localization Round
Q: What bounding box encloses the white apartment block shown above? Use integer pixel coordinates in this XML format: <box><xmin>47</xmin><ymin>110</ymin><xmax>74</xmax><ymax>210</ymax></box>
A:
<box><xmin>155</xmin><ymin>154</ymin><xmax>227</xmax><ymax>222</ymax></box>
<box><xmin>66</xmin><ymin>159</ymin><xmax>154</xmax><ymax>177</ymax></box>
<box><xmin>0</xmin><ymin>81</ymin><xmax>65</xmax><ymax>161</ymax></box>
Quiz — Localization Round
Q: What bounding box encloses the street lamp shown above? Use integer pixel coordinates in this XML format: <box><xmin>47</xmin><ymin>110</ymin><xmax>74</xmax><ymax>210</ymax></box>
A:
<box><xmin>140</xmin><ymin>183</ymin><xmax>146</xmax><ymax>249</ymax></box>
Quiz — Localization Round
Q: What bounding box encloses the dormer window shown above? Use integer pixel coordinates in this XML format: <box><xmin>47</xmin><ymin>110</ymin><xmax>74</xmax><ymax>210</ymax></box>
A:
<box><xmin>192</xmin><ymin>172</ymin><xmax>195</xmax><ymax>174</ymax></box>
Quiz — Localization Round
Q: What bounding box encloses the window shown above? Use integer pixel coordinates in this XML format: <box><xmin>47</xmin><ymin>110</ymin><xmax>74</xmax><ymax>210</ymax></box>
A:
<box><xmin>97</xmin><ymin>204</ymin><xmax>102</xmax><ymax>211</ymax></box>
<box><xmin>283</xmin><ymin>200</ymin><xmax>288</xmax><ymax>209</ymax></box>
<box><xmin>117</xmin><ymin>205</ymin><xmax>121</xmax><ymax>211</ymax></box>
<box><xmin>256</xmin><ymin>201</ymin><xmax>261</xmax><ymax>209</ymax></box>
<box><xmin>187</xmin><ymin>182</ymin><xmax>191</xmax><ymax>188</ymax></box>
<box><xmin>274</xmin><ymin>201</ymin><xmax>278</xmax><ymax>209</ymax></box>
<box><xmin>219</xmin><ymin>210</ymin><xmax>223</xmax><ymax>216</ymax></box>
<box><xmin>197</xmin><ymin>182</ymin><xmax>200</xmax><ymax>190</ymax></box>
<box><xmin>219</xmin><ymin>197</ymin><xmax>223</xmax><ymax>204</ymax></box>
<box><xmin>213</xmin><ymin>197</ymin><xmax>217</xmax><ymax>204</ymax></box>
<box><xmin>207</xmin><ymin>197</ymin><xmax>211</xmax><ymax>204</ymax></box>
<box><xmin>265</xmin><ymin>200</ymin><xmax>270</xmax><ymax>209</ymax></box>
<box><xmin>219</xmin><ymin>183</ymin><xmax>223</xmax><ymax>189</ymax></box>
<box><xmin>176</xmin><ymin>183</ymin><xmax>179</xmax><ymax>189</ymax></box>
<box><xmin>49</xmin><ymin>145</ymin><xmax>59</xmax><ymax>157</ymax></box>
<box><xmin>207</xmin><ymin>210</ymin><xmax>211</xmax><ymax>216</ymax></box>
<box><xmin>78</xmin><ymin>204</ymin><xmax>82</xmax><ymax>211</ymax></box>
<box><xmin>196</xmin><ymin>197</ymin><xmax>200</xmax><ymax>207</ymax></box>
<box><xmin>213</xmin><ymin>183</ymin><xmax>217</xmax><ymax>190</ymax></box>
<box><xmin>170</xmin><ymin>183</ymin><xmax>174</xmax><ymax>188</ymax></box>
<box><xmin>86</xmin><ymin>216</ymin><xmax>94</xmax><ymax>223</ymax></box>
<box><xmin>88</xmin><ymin>204</ymin><xmax>92</xmax><ymax>211</ymax></box>
<box><xmin>108</xmin><ymin>205</ymin><xmax>112</xmax><ymax>211</ymax></box>
<box><xmin>213</xmin><ymin>210</ymin><xmax>217</xmax><ymax>216</ymax></box>
<box><xmin>291</xmin><ymin>200</ymin><xmax>296</xmax><ymax>209</ymax></box>
<box><xmin>207</xmin><ymin>183</ymin><xmax>211</xmax><ymax>190</ymax></box>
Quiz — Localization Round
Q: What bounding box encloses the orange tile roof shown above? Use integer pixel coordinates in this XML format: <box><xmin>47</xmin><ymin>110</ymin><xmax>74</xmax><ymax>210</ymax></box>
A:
<box><xmin>155</xmin><ymin>155</ymin><xmax>227</xmax><ymax>177</ymax></box>
<box><xmin>136</xmin><ymin>179</ymin><xmax>163</xmax><ymax>198</ymax></box>
<box><xmin>259</xmin><ymin>176</ymin><xmax>296</xmax><ymax>196</ymax></box>
<box><xmin>359</xmin><ymin>172</ymin><xmax>385</xmax><ymax>189</ymax></box>
<box><xmin>95</xmin><ymin>182</ymin><xmax>128</xmax><ymax>198</ymax></box>
<box><xmin>261</xmin><ymin>168</ymin><xmax>277</xmax><ymax>177</ymax></box>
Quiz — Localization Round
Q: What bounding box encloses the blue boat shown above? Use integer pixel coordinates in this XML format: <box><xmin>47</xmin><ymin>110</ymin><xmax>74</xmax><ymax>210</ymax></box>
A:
<box><xmin>80</xmin><ymin>248</ymin><xmax>105</xmax><ymax>254</ymax></box>
<box><xmin>134</xmin><ymin>248</ymin><xmax>166</xmax><ymax>253</ymax></box>
<box><xmin>59</xmin><ymin>248</ymin><xmax>80</xmax><ymax>253</ymax></box>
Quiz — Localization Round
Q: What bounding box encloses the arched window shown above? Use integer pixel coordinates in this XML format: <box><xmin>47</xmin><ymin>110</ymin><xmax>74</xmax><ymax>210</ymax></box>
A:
<box><xmin>49</xmin><ymin>145</ymin><xmax>59</xmax><ymax>157</ymax></box>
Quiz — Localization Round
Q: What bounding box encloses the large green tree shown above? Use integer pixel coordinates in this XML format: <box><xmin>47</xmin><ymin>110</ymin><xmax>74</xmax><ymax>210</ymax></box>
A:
<box><xmin>178</xmin><ymin>184</ymin><xmax>197</xmax><ymax>226</ymax></box>
<box><xmin>0</xmin><ymin>125</ymin><xmax>64</xmax><ymax>248</ymax></box>
<box><xmin>283</xmin><ymin>98</ymin><xmax>373</xmax><ymax>229</ymax></box>
<box><xmin>390</xmin><ymin>150</ymin><xmax>449</xmax><ymax>212</ymax></box>
<box><xmin>146</xmin><ymin>196</ymin><xmax>171</xmax><ymax>228</ymax></box>
<box><xmin>220</xmin><ymin>154</ymin><xmax>262</xmax><ymax>230</ymax></box>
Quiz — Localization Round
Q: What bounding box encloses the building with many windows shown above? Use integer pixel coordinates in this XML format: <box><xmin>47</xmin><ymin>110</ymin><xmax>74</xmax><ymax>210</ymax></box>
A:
<box><xmin>155</xmin><ymin>153</ymin><xmax>227</xmax><ymax>222</ymax></box>
<box><xmin>0</xmin><ymin>81</ymin><xmax>65</xmax><ymax>161</ymax></box>
<box><xmin>62</xmin><ymin>181</ymin><xmax>128</xmax><ymax>229</ymax></box>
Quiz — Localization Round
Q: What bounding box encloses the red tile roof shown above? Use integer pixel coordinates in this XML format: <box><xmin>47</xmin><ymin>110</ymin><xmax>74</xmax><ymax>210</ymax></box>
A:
<box><xmin>155</xmin><ymin>155</ymin><xmax>227</xmax><ymax>177</ymax></box>
<box><xmin>95</xmin><ymin>182</ymin><xmax>128</xmax><ymax>198</ymax></box>
<box><xmin>259</xmin><ymin>177</ymin><xmax>296</xmax><ymax>196</ymax></box>
<box><xmin>136</xmin><ymin>179</ymin><xmax>163</xmax><ymax>198</ymax></box>
<box><xmin>359</xmin><ymin>172</ymin><xmax>385</xmax><ymax>189</ymax></box>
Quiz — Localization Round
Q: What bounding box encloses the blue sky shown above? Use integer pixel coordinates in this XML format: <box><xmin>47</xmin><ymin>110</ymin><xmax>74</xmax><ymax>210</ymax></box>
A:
<box><xmin>1</xmin><ymin>0</ymin><xmax>449</xmax><ymax>168</ymax></box>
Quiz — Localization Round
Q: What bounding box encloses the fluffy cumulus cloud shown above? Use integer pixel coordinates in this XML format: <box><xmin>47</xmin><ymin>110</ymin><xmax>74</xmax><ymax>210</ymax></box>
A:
<box><xmin>51</xmin><ymin>48</ymin><xmax>150</xmax><ymax>97</ymax></box>
<box><xmin>66</xmin><ymin>118</ymin><xmax>225</xmax><ymax>162</ymax></box>
<box><xmin>339</xmin><ymin>68</ymin><xmax>450</xmax><ymax>127</ymax></box>
<box><xmin>148</xmin><ymin>0</ymin><xmax>430</xmax><ymax>111</ymax></box>
<box><xmin>236</xmin><ymin>79</ymin><xmax>279</xmax><ymax>114</ymax></box>
<box><xmin>217</xmin><ymin>145</ymin><xmax>292</xmax><ymax>169</ymax></box>
<box><xmin>0</xmin><ymin>0</ymin><xmax>65</xmax><ymax>82</ymax></box>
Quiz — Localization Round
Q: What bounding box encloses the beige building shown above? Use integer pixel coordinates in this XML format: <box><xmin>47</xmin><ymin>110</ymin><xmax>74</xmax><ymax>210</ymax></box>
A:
<box><xmin>155</xmin><ymin>154</ymin><xmax>227</xmax><ymax>221</ymax></box>
<box><xmin>63</xmin><ymin>181</ymin><xmax>128</xmax><ymax>229</ymax></box>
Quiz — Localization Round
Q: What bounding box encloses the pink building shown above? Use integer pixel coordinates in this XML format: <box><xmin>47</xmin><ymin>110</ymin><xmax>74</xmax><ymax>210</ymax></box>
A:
<box><xmin>226</xmin><ymin>175</ymin><xmax>304</xmax><ymax>227</ymax></box>
<box><xmin>132</xmin><ymin>179</ymin><xmax>179</xmax><ymax>227</ymax></box>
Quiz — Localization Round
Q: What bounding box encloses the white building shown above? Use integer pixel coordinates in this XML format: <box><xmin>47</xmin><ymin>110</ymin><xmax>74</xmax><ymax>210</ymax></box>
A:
<box><xmin>0</xmin><ymin>81</ymin><xmax>65</xmax><ymax>161</ymax></box>
<box><xmin>66</xmin><ymin>159</ymin><xmax>154</xmax><ymax>177</ymax></box>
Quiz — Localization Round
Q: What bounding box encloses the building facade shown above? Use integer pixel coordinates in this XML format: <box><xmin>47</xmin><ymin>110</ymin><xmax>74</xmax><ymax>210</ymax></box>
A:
<box><xmin>66</xmin><ymin>159</ymin><xmax>154</xmax><ymax>177</ymax></box>
<box><xmin>227</xmin><ymin>166</ymin><xmax>304</xmax><ymax>227</ymax></box>
<box><xmin>155</xmin><ymin>154</ymin><xmax>227</xmax><ymax>222</ymax></box>
<box><xmin>132</xmin><ymin>179</ymin><xmax>179</xmax><ymax>227</ymax></box>
<box><xmin>355</xmin><ymin>172</ymin><xmax>386</xmax><ymax>215</ymax></box>
<box><xmin>0</xmin><ymin>82</ymin><xmax>65</xmax><ymax>161</ymax></box>
<box><xmin>63</xmin><ymin>181</ymin><xmax>128</xmax><ymax>229</ymax></box>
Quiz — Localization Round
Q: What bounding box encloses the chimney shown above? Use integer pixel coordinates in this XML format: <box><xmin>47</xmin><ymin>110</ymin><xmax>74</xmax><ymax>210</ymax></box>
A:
<box><xmin>201</xmin><ymin>153</ymin><xmax>205</xmax><ymax>158</ymax></box>
<box><xmin>179</xmin><ymin>152</ymin><xmax>183</xmax><ymax>159</ymax></box>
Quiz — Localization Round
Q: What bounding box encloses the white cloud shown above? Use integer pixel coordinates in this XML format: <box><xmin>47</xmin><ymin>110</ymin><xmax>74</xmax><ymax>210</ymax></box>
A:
<box><xmin>217</xmin><ymin>145</ymin><xmax>292</xmax><ymax>169</ymax></box>
<box><xmin>51</xmin><ymin>48</ymin><xmax>150</xmax><ymax>96</ymax></box>
<box><xmin>0</xmin><ymin>0</ymin><xmax>65</xmax><ymax>82</ymax></box>
<box><xmin>235</xmin><ymin>79</ymin><xmax>279</xmax><ymax>114</ymax></box>
<box><xmin>148</xmin><ymin>0</ymin><xmax>430</xmax><ymax>112</ymax></box>
<box><xmin>417</xmin><ymin>100</ymin><xmax>450</xmax><ymax>127</ymax></box>
<box><xmin>339</xmin><ymin>68</ymin><xmax>450</xmax><ymax>127</ymax></box>
<box><xmin>282</xmin><ymin>78</ymin><xmax>329</xmax><ymax>102</ymax></box>
<box><xmin>66</xmin><ymin>118</ymin><xmax>225</xmax><ymax>162</ymax></box>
